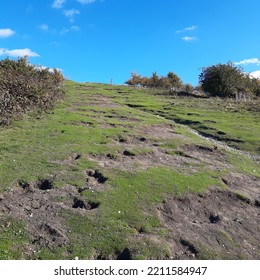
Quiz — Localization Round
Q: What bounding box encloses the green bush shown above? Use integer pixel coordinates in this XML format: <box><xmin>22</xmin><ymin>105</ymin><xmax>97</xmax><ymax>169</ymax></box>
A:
<box><xmin>0</xmin><ymin>57</ymin><xmax>64</xmax><ymax>125</ymax></box>
<box><xmin>199</xmin><ymin>62</ymin><xmax>258</xmax><ymax>98</ymax></box>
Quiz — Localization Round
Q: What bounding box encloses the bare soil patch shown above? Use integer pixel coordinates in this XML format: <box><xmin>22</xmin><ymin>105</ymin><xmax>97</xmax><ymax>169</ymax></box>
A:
<box><xmin>84</xmin><ymin>95</ymin><xmax>120</xmax><ymax>109</ymax></box>
<box><xmin>52</xmin><ymin>153</ymin><xmax>81</xmax><ymax>166</ymax></box>
<box><xmin>88</xmin><ymin>137</ymin><xmax>200</xmax><ymax>172</ymax></box>
<box><xmin>222</xmin><ymin>173</ymin><xmax>260</xmax><ymax>206</ymax></box>
<box><xmin>88</xmin><ymin>129</ymin><xmax>231</xmax><ymax>173</ymax></box>
<box><xmin>138</xmin><ymin>124</ymin><xmax>178</xmax><ymax>140</ymax></box>
<box><xmin>158</xmin><ymin>183</ymin><xmax>260</xmax><ymax>259</ymax></box>
<box><xmin>180</xmin><ymin>144</ymin><xmax>231</xmax><ymax>170</ymax></box>
<box><xmin>0</xmin><ymin>179</ymin><xmax>101</xmax><ymax>255</ymax></box>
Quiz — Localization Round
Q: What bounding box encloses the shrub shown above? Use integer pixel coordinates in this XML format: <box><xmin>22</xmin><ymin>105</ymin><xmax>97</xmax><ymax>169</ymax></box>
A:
<box><xmin>0</xmin><ymin>57</ymin><xmax>64</xmax><ymax>125</ymax></box>
<box><xmin>125</xmin><ymin>71</ymin><xmax>183</xmax><ymax>90</ymax></box>
<box><xmin>199</xmin><ymin>62</ymin><xmax>256</xmax><ymax>98</ymax></box>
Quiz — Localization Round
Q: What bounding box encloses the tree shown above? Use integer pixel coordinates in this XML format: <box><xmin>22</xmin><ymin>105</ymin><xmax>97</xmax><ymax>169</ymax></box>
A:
<box><xmin>125</xmin><ymin>71</ymin><xmax>183</xmax><ymax>91</ymax></box>
<box><xmin>150</xmin><ymin>71</ymin><xmax>160</xmax><ymax>88</ymax></box>
<box><xmin>167</xmin><ymin>71</ymin><xmax>182</xmax><ymax>90</ymax></box>
<box><xmin>158</xmin><ymin>76</ymin><xmax>171</xmax><ymax>89</ymax></box>
<box><xmin>183</xmin><ymin>83</ymin><xmax>194</xmax><ymax>93</ymax></box>
<box><xmin>199</xmin><ymin>62</ymin><xmax>246</xmax><ymax>97</ymax></box>
<box><xmin>125</xmin><ymin>72</ymin><xmax>143</xmax><ymax>87</ymax></box>
<box><xmin>248</xmin><ymin>76</ymin><xmax>260</xmax><ymax>97</ymax></box>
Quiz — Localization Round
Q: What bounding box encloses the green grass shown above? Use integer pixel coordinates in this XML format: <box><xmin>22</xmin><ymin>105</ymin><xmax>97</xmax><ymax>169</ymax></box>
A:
<box><xmin>0</xmin><ymin>80</ymin><xmax>259</xmax><ymax>259</ymax></box>
<box><xmin>123</xmin><ymin>93</ymin><xmax>260</xmax><ymax>155</ymax></box>
<box><xmin>0</xmin><ymin>217</ymin><xmax>29</xmax><ymax>259</ymax></box>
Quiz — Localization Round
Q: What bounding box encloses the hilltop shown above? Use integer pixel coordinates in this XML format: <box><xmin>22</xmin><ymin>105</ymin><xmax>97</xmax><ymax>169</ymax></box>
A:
<box><xmin>0</xmin><ymin>81</ymin><xmax>259</xmax><ymax>260</ymax></box>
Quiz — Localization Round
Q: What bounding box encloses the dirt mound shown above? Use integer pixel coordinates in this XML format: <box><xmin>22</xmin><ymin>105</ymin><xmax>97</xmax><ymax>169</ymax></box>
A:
<box><xmin>0</xmin><ymin>179</ymin><xmax>101</xmax><ymax>254</ymax></box>
<box><xmin>158</xmin><ymin>186</ymin><xmax>260</xmax><ymax>259</ymax></box>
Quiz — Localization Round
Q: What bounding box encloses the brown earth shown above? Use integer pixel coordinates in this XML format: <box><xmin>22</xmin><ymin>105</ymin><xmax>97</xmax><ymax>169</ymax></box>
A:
<box><xmin>158</xmin><ymin>173</ymin><xmax>260</xmax><ymax>259</ymax></box>
<box><xmin>0</xmin><ymin>169</ymin><xmax>104</xmax><ymax>256</ymax></box>
<box><xmin>88</xmin><ymin>123</ymin><xmax>232</xmax><ymax>173</ymax></box>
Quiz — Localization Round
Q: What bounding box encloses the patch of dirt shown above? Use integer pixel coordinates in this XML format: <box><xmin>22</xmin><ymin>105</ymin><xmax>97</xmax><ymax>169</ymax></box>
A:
<box><xmin>221</xmin><ymin>173</ymin><xmax>260</xmax><ymax>206</ymax></box>
<box><xmin>86</xmin><ymin>169</ymin><xmax>108</xmax><ymax>184</ymax></box>
<box><xmin>138</xmin><ymin>124</ymin><xmax>178</xmax><ymax>140</ymax></box>
<box><xmin>53</xmin><ymin>153</ymin><xmax>81</xmax><ymax>166</ymax></box>
<box><xmin>80</xmin><ymin>121</ymin><xmax>94</xmax><ymax>127</ymax></box>
<box><xmin>158</xmin><ymin>184</ymin><xmax>260</xmax><ymax>259</ymax></box>
<box><xmin>180</xmin><ymin>144</ymin><xmax>230</xmax><ymax>170</ymax></box>
<box><xmin>83</xmin><ymin>169</ymin><xmax>109</xmax><ymax>192</ymax></box>
<box><xmin>88</xmin><ymin>131</ymin><xmax>231</xmax><ymax>173</ymax></box>
<box><xmin>0</xmin><ymin>179</ymin><xmax>100</xmax><ymax>253</ymax></box>
<box><xmin>88</xmin><ymin>147</ymin><xmax>200</xmax><ymax>172</ymax></box>
<box><xmin>99</xmin><ymin>123</ymin><xmax>117</xmax><ymax>129</ymax></box>
<box><xmin>72</xmin><ymin>197</ymin><xmax>100</xmax><ymax>210</ymax></box>
<box><xmin>74</xmin><ymin>95</ymin><xmax>120</xmax><ymax>109</ymax></box>
<box><xmin>91</xmin><ymin>96</ymin><xmax>121</xmax><ymax>109</ymax></box>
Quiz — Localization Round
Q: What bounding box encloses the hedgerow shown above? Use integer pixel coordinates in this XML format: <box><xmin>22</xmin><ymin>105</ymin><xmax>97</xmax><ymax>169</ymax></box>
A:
<box><xmin>0</xmin><ymin>57</ymin><xmax>64</xmax><ymax>125</ymax></box>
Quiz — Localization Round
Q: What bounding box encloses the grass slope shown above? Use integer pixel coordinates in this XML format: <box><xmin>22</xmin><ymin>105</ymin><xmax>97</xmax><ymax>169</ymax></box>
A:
<box><xmin>0</xmin><ymin>81</ymin><xmax>259</xmax><ymax>260</ymax></box>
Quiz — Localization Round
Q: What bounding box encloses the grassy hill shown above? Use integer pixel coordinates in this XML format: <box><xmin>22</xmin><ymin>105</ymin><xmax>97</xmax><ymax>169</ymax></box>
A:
<box><xmin>0</xmin><ymin>81</ymin><xmax>259</xmax><ymax>260</ymax></box>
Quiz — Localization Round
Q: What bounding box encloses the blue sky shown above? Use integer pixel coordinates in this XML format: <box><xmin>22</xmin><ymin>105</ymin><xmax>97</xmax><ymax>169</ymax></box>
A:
<box><xmin>1</xmin><ymin>0</ymin><xmax>260</xmax><ymax>85</ymax></box>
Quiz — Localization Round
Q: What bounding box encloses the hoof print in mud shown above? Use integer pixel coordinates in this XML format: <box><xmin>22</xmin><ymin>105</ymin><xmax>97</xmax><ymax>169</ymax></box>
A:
<box><xmin>37</xmin><ymin>223</ymin><xmax>68</xmax><ymax>247</ymax></box>
<box><xmin>18</xmin><ymin>180</ymin><xmax>31</xmax><ymax>190</ymax></box>
<box><xmin>179</xmin><ymin>239</ymin><xmax>198</xmax><ymax>257</ymax></box>
<box><xmin>87</xmin><ymin>169</ymin><xmax>108</xmax><ymax>184</ymax></box>
<box><xmin>255</xmin><ymin>198</ymin><xmax>260</xmax><ymax>208</ymax></box>
<box><xmin>72</xmin><ymin>197</ymin><xmax>100</xmax><ymax>210</ymax></box>
<box><xmin>37</xmin><ymin>179</ymin><xmax>53</xmax><ymax>190</ymax></box>
<box><xmin>123</xmin><ymin>150</ymin><xmax>135</xmax><ymax>156</ymax></box>
<box><xmin>116</xmin><ymin>248</ymin><xmax>132</xmax><ymax>260</ymax></box>
<box><xmin>209</xmin><ymin>213</ymin><xmax>221</xmax><ymax>224</ymax></box>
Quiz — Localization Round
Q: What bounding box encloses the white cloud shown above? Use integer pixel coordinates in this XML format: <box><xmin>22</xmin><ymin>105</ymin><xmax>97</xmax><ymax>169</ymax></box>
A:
<box><xmin>235</xmin><ymin>58</ymin><xmax>260</xmax><ymax>66</ymax></box>
<box><xmin>0</xmin><ymin>28</ymin><xmax>15</xmax><ymax>38</ymax></box>
<box><xmin>184</xmin><ymin>25</ymin><xmax>198</xmax><ymax>31</ymax></box>
<box><xmin>77</xmin><ymin>0</ymin><xmax>96</xmax><ymax>4</ymax></box>
<box><xmin>40</xmin><ymin>24</ymin><xmax>49</xmax><ymax>31</ymax></box>
<box><xmin>52</xmin><ymin>0</ymin><xmax>96</xmax><ymax>9</ymax></box>
<box><xmin>64</xmin><ymin>9</ymin><xmax>80</xmax><ymax>17</ymax></box>
<box><xmin>0</xmin><ymin>48</ymin><xmax>39</xmax><ymax>57</ymax></box>
<box><xmin>182</xmin><ymin>36</ymin><xmax>197</xmax><ymax>42</ymax></box>
<box><xmin>60</xmin><ymin>25</ymin><xmax>80</xmax><ymax>35</ymax></box>
<box><xmin>63</xmin><ymin>9</ymin><xmax>80</xmax><ymax>22</ymax></box>
<box><xmin>249</xmin><ymin>70</ymin><xmax>260</xmax><ymax>79</ymax></box>
<box><xmin>177</xmin><ymin>25</ymin><xmax>198</xmax><ymax>33</ymax></box>
<box><xmin>52</xmin><ymin>0</ymin><xmax>66</xmax><ymax>9</ymax></box>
